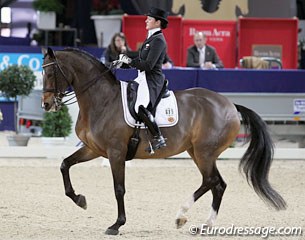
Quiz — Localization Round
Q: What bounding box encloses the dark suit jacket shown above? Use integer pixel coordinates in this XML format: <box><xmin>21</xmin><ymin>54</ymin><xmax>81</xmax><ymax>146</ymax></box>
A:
<box><xmin>186</xmin><ymin>45</ymin><xmax>224</xmax><ymax>69</ymax></box>
<box><xmin>130</xmin><ymin>30</ymin><xmax>166</xmax><ymax>108</ymax></box>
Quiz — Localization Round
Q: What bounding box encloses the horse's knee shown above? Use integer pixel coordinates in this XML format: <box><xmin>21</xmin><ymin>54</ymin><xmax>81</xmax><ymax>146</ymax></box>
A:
<box><xmin>114</xmin><ymin>184</ymin><xmax>125</xmax><ymax>199</ymax></box>
<box><xmin>60</xmin><ymin>160</ymin><xmax>69</xmax><ymax>173</ymax></box>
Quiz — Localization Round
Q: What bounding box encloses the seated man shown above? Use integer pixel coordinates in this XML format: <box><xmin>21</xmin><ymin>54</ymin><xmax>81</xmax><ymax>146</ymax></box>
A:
<box><xmin>186</xmin><ymin>31</ymin><xmax>224</xmax><ymax>69</ymax></box>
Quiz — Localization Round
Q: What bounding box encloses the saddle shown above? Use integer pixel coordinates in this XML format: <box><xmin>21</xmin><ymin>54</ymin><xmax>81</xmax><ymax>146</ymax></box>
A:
<box><xmin>123</xmin><ymin>79</ymin><xmax>176</xmax><ymax>160</ymax></box>
<box><xmin>127</xmin><ymin>79</ymin><xmax>170</xmax><ymax>121</ymax></box>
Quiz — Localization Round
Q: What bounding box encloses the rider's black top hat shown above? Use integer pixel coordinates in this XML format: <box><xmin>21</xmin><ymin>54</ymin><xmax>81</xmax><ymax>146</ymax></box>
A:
<box><xmin>146</xmin><ymin>7</ymin><xmax>169</xmax><ymax>25</ymax></box>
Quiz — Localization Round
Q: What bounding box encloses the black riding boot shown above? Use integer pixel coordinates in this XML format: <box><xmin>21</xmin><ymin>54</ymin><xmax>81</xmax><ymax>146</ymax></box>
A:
<box><xmin>138</xmin><ymin>105</ymin><xmax>166</xmax><ymax>151</ymax></box>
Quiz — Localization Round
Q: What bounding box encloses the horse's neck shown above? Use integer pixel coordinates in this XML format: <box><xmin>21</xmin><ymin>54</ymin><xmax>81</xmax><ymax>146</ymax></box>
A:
<box><xmin>73</xmin><ymin>73</ymin><xmax>120</xmax><ymax>115</ymax></box>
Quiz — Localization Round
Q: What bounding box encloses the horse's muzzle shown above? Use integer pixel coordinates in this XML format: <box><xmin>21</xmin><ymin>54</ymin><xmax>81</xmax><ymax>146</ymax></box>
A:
<box><xmin>42</xmin><ymin>93</ymin><xmax>62</xmax><ymax>112</ymax></box>
<box><xmin>42</xmin><ymin>98</ymin><xmax>58</xmax><ymax>112</ymax></box>
<box><xmin>43</xmin><ymin>102</ymin><xmax>59</xmax><ymax>112</ymax></box>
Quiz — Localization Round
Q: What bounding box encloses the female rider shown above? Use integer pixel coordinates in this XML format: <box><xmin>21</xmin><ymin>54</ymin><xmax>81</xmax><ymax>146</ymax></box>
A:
<box><xmin>116</xmin><ymin>7</ymin><xmax>169</xmax><ymax>151</ymax></box>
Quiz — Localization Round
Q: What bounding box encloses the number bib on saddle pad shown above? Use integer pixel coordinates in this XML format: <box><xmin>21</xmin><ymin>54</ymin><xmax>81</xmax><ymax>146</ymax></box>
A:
<box><xmin>120</xmin><ymin>81</ymin><xmax>179</xmax><ymax>128</ymax></box>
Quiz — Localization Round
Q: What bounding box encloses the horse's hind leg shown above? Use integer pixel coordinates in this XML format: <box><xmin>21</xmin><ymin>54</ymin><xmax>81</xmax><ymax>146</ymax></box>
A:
<box><xmin>206</xmin><ymin>168</ymin><xmax>226</xmax><ymax>226</ymax></box>
<box><xmin>60</xmin><ymin>146</ymin><xmax>100</xmax><ymax>209</ymax></box>
<box><xmin>176</xmin><ymin>148</ymin><xmax>224</xmax><ymax>228</ymax></box>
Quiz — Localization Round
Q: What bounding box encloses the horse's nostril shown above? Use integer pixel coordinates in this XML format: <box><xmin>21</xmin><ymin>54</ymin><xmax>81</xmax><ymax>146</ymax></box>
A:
<box><xmin>44</xmin><ymin>102</ymin><xmax>49</xmax><ymax>109</ymax></box>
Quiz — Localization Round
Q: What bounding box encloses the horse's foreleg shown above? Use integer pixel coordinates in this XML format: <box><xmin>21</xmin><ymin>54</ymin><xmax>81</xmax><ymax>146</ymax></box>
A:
<box><xmin>60</xmin><ymin>146</ymin><xmax>99</xmax><ymax>209</ymax></box>
<box><xmin>105</xmin><ymin>153</ymin><xmax>126</xmax><ymax>235</ymax></box>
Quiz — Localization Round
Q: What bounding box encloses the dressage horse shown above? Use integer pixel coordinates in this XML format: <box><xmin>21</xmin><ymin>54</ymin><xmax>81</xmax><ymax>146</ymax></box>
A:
<box><xmin>41</xmin><ymin>48</ymin><xmax>286</xmax><ymax>235</ymax></box>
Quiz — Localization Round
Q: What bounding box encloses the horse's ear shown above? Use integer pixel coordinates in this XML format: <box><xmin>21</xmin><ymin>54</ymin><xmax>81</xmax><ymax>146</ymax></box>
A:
<box><xmin>47</xmin><ymin>47</ymin><xmax>55</xmax><ymax>59</ymax></box>
<box><xmin>41</xmin><ymin>47</ymin><xmax>55</xmax><ymax>59</ymax></box>
<box><xmin>41</xmin><ymin>47</ymin><xmax>47</xmax><ymax>55</ymax></box>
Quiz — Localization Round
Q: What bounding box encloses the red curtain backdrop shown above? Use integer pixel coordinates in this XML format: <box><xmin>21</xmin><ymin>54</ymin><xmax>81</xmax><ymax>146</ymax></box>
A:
<box><xmin>238</xmin><ymin>18</ymin><xmax>298</xmax><ymax>69</ymax></box>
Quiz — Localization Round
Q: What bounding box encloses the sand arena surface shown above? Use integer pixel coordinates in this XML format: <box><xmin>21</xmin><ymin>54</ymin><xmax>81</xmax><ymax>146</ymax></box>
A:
<box><xmin>0</xmin><ymin>158</ymin><xmax>304</xmax><ymax>240</ymax></box>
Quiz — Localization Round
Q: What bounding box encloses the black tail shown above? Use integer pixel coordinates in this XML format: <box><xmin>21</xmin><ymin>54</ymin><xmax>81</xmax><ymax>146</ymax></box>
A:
<box><xmin>235</xmin><ymin>104</ymin><xmax>286</xmax><ymax>210</ymax></box>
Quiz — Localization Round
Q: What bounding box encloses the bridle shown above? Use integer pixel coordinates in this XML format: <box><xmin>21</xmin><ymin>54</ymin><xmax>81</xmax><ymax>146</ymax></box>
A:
<box><xmin>42</xmin><ymin>51</ymin><xmax>115</xmax><ymax>108</ymax></box>
<box><xmin>42</xmin><ymin>57</ymin><xmax>75</xmax><ymax>107</ymax></box>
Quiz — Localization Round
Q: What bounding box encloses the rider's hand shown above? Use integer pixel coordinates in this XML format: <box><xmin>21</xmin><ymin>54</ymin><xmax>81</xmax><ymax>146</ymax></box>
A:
<box><xmin>112</xmin><ymin>60</ymin><xmax>123</xmax><ymax>69</ymax></box>
<box><xmin>119</xmin><ymin>54</ymin><xmax>132</xmax><ymax>64</ymax></box>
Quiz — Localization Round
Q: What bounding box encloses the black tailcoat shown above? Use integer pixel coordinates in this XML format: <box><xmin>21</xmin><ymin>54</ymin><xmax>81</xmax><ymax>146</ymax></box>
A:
<box><xmin>130</xmin><ymin>30</ymin><xmax>166</xmax><ymax>108</ymax></box>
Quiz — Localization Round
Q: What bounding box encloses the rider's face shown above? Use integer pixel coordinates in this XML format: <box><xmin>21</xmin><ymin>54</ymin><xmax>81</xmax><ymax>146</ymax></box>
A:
<box><xmin>145</xmin><ymin>16</ymin><xmax>160</xmax><ymax>30</ymax></box>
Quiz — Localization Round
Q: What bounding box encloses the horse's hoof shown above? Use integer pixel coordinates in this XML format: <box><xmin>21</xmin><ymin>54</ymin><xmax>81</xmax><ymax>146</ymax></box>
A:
<box><xmin>75</xmin><ymin>194</ymin><xmax>87</xmax><ymax>209</ymax></box>
<box><xmin>175</xmin><ymin>217</ymin><xmax>188</xmax><ymax>229</ymax></box>
<box><xmin>105</xmin><ymin>228</ymin><xmax>119</xmax><ymax>235</ymax></box>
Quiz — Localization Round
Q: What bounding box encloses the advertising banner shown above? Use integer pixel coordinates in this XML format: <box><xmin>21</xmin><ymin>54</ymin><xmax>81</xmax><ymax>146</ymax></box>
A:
<box><xmin>181</xmin><ymin>20</ymin><xmax>237</xmax><ymax>68</ymax></box>
<box><xmin>0</xmin><ymin>53</ymin><xmax>43</xmax><ymax>89</ymax></box>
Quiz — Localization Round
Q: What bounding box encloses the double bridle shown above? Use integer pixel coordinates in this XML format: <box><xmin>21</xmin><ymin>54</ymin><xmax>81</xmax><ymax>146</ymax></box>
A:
<box><xmin>42</xmin><ymin>59</ymin><xmax>76</xmax><ymax>107</ymax></box>
<box><xmin>42</xmin><ymin>52</ymin><xmax>115</xmax><ymax>108</ymax></box>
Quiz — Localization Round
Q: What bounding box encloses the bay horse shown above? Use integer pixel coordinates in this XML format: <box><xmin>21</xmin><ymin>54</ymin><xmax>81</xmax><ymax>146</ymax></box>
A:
<box><xmin>41</xmin><ymin>48</ymin><xmax>286</xmax><ymax>235</ymax></box>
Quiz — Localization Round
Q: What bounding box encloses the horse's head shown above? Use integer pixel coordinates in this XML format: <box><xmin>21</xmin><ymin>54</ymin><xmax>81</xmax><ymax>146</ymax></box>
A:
<box><xmin>41</xmin><ymin>47</ymin><xmax>71</xmax><ymax>112</ymax></box>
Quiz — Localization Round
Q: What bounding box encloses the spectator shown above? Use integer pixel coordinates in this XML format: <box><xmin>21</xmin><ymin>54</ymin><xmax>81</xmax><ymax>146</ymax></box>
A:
<box><xmin>103</xmin><ymin>32</ymin><xmax>131</xmax><ymax>67</ymax></box>
<box><xmin>186</xmin><ymin>31</ymin><xmax>224</xmax><ymax>69</ymax></box>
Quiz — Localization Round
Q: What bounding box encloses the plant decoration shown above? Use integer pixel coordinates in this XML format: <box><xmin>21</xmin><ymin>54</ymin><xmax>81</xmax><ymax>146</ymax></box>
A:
<box><xmin>91</xmin><ymin>0</ymin><xmax>123</xmax><ymax>15</ymax></box>
<box><xmin>0</xmin><ymin>64</ymin><xmax>36</xmax><ymax>132</ymax></box>
<box><xmin>42</xmin><ymin>105</ymin><xmax>73</xmax><ymax>137</ymax></box>
<box><xmin>32</xmin><ymin>0</ymin><xmax>64</xmax><ymax>14</ymax></box>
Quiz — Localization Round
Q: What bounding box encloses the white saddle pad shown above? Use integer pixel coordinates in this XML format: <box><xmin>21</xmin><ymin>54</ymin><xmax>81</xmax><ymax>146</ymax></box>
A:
<box><xmin>120</xmin><ymin>81</ymin><xmax>179</xmax><ymax>128</ymax></box>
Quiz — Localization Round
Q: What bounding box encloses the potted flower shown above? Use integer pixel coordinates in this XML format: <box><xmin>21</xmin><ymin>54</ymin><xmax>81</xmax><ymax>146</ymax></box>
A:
<box><xmin>90</xmin><ymin>1</ymin><xmax>123</xmax><ymax>48</ymax></box>
<box><xmin>41</xmin><ymin>105</ymin><xmax>73</xmax><ymax>145</ymax></box>
<box><xmin>32</xmin><ymin>0</ymin><xmax>64</xmax><ymax>29</ymax></box>
<box><xmin>0</xmin><ymin>64</ymin><xmax>36</xmax><ymax>146</ymax></box>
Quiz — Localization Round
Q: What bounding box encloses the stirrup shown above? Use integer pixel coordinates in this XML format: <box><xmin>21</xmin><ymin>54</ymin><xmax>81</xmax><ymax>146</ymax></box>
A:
<box><xmin>145</xmin><ymin>136</ymin><xmax>167</xmax><ymax>154</ymax></box>
<box><xmin>153</xmin><ymin>136</ymin><xmax>167</xmax><ymax>149</ymax></box>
